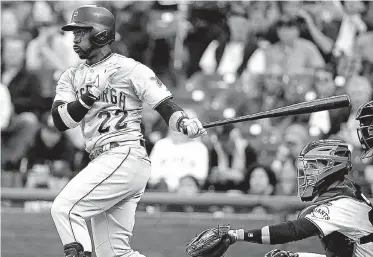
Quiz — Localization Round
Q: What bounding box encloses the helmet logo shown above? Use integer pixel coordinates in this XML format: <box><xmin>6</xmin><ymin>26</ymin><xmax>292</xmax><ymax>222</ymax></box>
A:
<box><xmin>73</xmin><ymin>11</ymin><xmax>79</xmax><ymax>17</ymax></box>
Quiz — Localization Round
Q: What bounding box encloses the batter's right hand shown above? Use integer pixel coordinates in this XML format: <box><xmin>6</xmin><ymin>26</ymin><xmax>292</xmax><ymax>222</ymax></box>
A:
<box><xmin>180</xmin><ymin>117</ymin><xmax>207</xmax><ymax>138</ymax></box>
<box><xmin>88</xmin><ymin>66</ymin><xmax>120</xmax><ymax>99</ymax></box>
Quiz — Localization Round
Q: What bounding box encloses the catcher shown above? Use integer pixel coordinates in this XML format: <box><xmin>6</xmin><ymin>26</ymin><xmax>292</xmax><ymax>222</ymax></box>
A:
<box><xmin>186</xmin><ymin>139</ymin><xmax>373</xmax><ymax>257</ymax></box>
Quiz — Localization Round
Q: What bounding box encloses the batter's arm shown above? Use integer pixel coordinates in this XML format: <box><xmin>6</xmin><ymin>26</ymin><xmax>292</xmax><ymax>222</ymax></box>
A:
<box><xmin>51</xmin><ymin>68</ymin><xmax>97</xmax><ymax>132</ymax></box>
<box><xmin>51</xmin><ymin>95</ymin><xmax>95</xmax><ymax>131</ymax></box>
<box><xmin>154</xmin><ymin>98</ymin><xmax>187</xmax><ymax>132</ymax></box>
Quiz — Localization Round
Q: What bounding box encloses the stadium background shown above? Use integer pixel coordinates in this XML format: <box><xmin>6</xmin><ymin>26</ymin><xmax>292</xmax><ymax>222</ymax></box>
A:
<box><xmin>1</xmin><ymin>1</ymin><xmax>373</xmax><ymax>256</ymax></box>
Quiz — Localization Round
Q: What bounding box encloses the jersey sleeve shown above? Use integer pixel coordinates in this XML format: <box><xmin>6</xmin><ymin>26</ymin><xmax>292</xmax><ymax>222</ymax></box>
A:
<box><xmin>304</xmin><ymin>201</ymin><xmax>352</xmax><ymax>237</ymax></box>
<box><xmin>54</xmin><ymin>68</ymin><xmax>77</xmax><ymax>103</ymax></box>
<box><xmin>129</xmin><ymin>64</ymin><xmax>172</xmax><ymax>109</ymax></box>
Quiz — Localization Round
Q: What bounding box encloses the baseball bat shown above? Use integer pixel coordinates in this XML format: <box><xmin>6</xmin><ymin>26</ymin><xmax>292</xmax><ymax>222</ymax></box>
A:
<box><xmin>202</xmin><ymin>94</ymin><xmax>351</xmax><ymax>129</ymax></box>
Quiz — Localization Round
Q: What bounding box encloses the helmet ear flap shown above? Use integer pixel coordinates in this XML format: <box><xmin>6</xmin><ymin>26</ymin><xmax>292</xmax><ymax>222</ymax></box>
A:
<box><xmin>90</xmin><ymin>28</ymin><xmax>115</xmax><ymax>47</ymax></box>
<box><xmin>92</xmin><ymin>30</ymin><xmax>108</xmax><ymax>46</ymax></box>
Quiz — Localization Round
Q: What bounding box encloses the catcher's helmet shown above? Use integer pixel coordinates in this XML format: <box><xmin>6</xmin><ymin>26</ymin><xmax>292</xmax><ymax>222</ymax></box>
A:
<box><xmin>297</xmin><ymin>139</ymin><xmax>351</xmax><ymax>202</ymax></box>
<box><xmin>61</xmin><ymin>5</ymin><xmax>115</xmax><ymax>47</ymax></box>
<box><xmin>356</xmin><ymin>101</ymin><xmax>373</xmax><ymax>159</ymax></box>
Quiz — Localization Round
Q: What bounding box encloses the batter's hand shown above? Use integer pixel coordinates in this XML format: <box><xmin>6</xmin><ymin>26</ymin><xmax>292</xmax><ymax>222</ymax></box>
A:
<box><xmin>89</xmin><ymin>66</ymin><xmax>120</xmax><ymax>99</ymax></box>
<box><xmin>264</xmin><ymin>249</ymin><xmax>299</xmax><ymax>257</ymax></box>
<box><xmin>180</xmin><ymin>118</ymin><xmax>207</xmax><ymax>138</ymax></box>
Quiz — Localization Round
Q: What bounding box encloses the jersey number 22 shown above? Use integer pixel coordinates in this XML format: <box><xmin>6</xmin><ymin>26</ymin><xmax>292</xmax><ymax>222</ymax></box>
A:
<box><xmin>98</xmin><ymin>110</ymin><xmax>128</xmax><ymax>133</ymax></box>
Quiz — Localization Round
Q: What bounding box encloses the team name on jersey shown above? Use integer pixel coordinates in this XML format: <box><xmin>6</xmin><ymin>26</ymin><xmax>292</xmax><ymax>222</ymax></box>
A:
<box><xmin>76</xmin><ymin>85</ymin><xmax>126</xmax><ymax>110</ymax></box>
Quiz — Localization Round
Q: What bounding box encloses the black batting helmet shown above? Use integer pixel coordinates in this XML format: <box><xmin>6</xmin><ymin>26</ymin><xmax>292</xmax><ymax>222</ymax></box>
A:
<box><xmin>61</xmin><ymin>5</ymin><xmax>115</xmax><ymax>47</ymax></box>
<box><xmin>297</xmin><ymin>139</ymin><xmax>351</xmax><ymax>202</ymax></box>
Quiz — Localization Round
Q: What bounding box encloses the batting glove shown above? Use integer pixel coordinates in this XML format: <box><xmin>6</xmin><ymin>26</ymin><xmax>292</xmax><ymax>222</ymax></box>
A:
<box><xmin>88</xmin><ymin>66</ymin><xmax>120</xmax><ymax>99</ymax></box>
<box><xmin>264</xmin><ymin>249</ymin><xmax>299</xmax><ymax>257</ymax></box>
<box><xmin>180</xmin><ymin>117</ymin><xmax>207</xmax><ymax>138</ymax></box>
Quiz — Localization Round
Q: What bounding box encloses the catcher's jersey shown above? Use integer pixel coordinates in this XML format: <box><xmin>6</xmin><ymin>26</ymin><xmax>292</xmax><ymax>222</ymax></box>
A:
<box><xmin>54</xmin><ymin>53</ymin><xmax>172</xmax><ymax>152</ymax></box>
<box><xmin>305</xmin><ymin>197</ymin><xmax>373</xmax><ymax>257</ymax></box>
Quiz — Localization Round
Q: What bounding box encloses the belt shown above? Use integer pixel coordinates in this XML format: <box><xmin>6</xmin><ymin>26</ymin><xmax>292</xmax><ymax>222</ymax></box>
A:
<box><xmin>89</xmin><ymin>140</ymin><xmax>146</xmax><ymax>160</ymax></box>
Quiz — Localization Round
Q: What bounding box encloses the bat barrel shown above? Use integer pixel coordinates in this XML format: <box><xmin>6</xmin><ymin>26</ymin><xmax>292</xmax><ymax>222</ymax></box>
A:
<box><xmin>203</xmin><ymin>94</ymin><xmax>350</xmax><ymax>129</ymax></box>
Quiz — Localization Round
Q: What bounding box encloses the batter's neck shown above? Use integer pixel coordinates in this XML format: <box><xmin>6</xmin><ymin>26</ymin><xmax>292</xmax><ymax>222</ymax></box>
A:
<box><xmin>86</xmin><ymin>46</ymin><xmax>112</xmax><ymax>66</ymax></box>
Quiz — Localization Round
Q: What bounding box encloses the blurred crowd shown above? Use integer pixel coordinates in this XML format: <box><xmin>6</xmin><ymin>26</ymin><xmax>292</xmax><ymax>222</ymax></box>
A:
<box><xmin>2</xmin><ymin>1</ymin><xmax>373</xmax><ymax>208</ymax></box>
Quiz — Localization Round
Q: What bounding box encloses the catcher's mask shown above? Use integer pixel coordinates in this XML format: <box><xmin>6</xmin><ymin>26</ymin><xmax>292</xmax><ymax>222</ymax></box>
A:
<box><xmin>61</xmin><ymin>5</ymin><xmax>115</xmax><ymax>48</ymax></box>
<box><xmin>356</xmin><ymin>101</ymin><xmax>373</xmax><ymax>159</ymax></box>
<box><xmin>297</xmin><ymin>140</ymin><xmax>351</xmax><ymax>202</ymax></box>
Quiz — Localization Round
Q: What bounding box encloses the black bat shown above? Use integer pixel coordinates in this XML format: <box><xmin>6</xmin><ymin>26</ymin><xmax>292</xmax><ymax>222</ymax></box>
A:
<box><xmin>202</xmin><ymin>94</ymin><xmax>350</xmax><ymax>129</ymax></box>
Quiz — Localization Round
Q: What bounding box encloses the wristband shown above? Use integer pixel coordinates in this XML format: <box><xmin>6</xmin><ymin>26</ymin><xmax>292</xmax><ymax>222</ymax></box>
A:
<box><xmin>57</xmin><ymin>104</ymin><xmax>79</xmax><ymax>129</ymax></box>
<box><xmin>169</xmin><ymin>111</ymin><xmax>188</xmax><ymax>132</ymax></box>
<box><xmin>243</xmin><ymin>228</ymin><xmax>263</xmax><ymax>244</ymax></box>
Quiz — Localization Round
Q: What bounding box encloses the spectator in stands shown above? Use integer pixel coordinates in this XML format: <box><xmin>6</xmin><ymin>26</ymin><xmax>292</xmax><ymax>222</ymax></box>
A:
<box><xmin>335</xmin><ymin>75</ymin><xmax>372</xmax><ymax>148</ymax></box>
<box><xmin>0</xmin><ymin>84</ymin><xmax>12</xmax><ymax>133</ymax></box>
<box><xmin>356</xmin><ymin>28</ymin><xmax>373</xmax><ymax>85</ymax></box>
<box><xmin>204</xmin><ymin>124</ymin><xmax>257</xmax><ymax>192</ymax></box>
<box><xmin>183</xmin><ymin>3</ymin><xmax>227</xmax><ymax>78</ymax></box>
<box><xmin>0</xmin><ymin>83</ymin><xmax>39</xmax><ymax>172</ymax></box>
<box><xmin>25</xmin><ymin>112</ymin><xmax>75</xmax><ymax>189</ymax></box>
<box><xmin>309</xmin><ymin>68</ymin><xmax>337</xmax><ymax>137</ymax></box>
<box><xmin>115</xmin><ymin>1</ymin><xmax>151</xmax><ymax>64</ymax></box>
<box><xmin>1</xmin><ymin>36</ymin><xmax>43</xmax><ymax>115</ymax></box>
<box><xmin>241</xmin><ymin>164</ymin><xmax>277</xmax><ymax>195</ymax></box>
<box><xmin>246</xmin><ymin>1</ymin><xmax>280</xmax><ymax>36</ymax></box>
<box><xmin>263</xmin><ymin>15</ymin><xmax>325</xmax><ymax>75</ymax></box>
<box><xmin>238</xmin><ymin>163</ymin><xmax>278</xmax><ymax>214</ymax></box>
<box><xmin>1</xmin><ymin>4</ymin><xmax>34</xmax><ymax>41</ymax></box>
<box><xmin>176</xmin><ymin>175</ymin><xmax>201</xmax><ymax>195</ymax></box>
<box><xmin>198</xmin><ymin>7</ymin><xmax>253</xmax><ymax>78</ymax></box>
<box><xmin>26</xmin><ymin>2</ymin><xmax>76</xmax><ymax>111</ymax></box>
<box><xmin>148</xmin><ymin>110</ymin><xmax>209</xmax><ymax>192</ymax></box>
<box><xmin>1</xmin><ymin>7</ymin><xmax>20</xmax><ymax>38</ymax></box>
<box><xmin>271</xmin><ymin>123</ymin><xmax>310</xmax><ymax>195</ymax></box>
<box><xmin>295</xmin><ymin>1</ymin><xmax>366</xmax><ymax>79</ymax></box>
<box><xmin>7</xmin><ymin>1</ymin><xmax>35</xmax><ymax>34</ymax></box>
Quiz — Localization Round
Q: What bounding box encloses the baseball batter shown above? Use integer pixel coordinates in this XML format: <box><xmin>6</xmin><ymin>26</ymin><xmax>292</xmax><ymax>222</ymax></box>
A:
<box><xmin>50</xmin><ymin>5</ymin><xmax>206</xmax><ymax>257</ymax></box>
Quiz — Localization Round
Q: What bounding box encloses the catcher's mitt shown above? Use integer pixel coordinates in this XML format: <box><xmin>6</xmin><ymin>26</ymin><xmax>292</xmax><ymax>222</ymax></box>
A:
<box><xmin>264</xmin><ymin>249</ymin><xmax>299</xmax><ymax>257</ymax></box>
<box><xmin>186</xmin><ymin>225</ymin><xmax>234</xmax><ymax>257</ymax></box>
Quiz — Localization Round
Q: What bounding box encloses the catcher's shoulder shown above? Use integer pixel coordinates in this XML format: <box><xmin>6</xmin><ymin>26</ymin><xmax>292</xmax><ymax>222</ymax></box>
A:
<box><xmin>297</xmin><ymin>204</ymin><xmax>317</xmax><ymax>219</ymax></box>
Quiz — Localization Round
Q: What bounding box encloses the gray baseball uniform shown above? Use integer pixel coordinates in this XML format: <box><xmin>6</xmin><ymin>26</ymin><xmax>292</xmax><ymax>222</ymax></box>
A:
<box><xmin>51</xmin><ymin>53</ymin><xmax>172</xmax><ymax>257</ymax></box>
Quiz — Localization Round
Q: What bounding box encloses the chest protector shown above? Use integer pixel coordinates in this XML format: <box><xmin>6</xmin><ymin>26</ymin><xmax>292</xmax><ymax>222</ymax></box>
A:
<box><xmin>298</xmin><ymin>185</ymin><xmax>373</xmax><ymax>257</ymax></box>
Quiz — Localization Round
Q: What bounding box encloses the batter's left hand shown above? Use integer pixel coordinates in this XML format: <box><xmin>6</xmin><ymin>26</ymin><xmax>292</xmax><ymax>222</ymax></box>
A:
<box><xmin>180</xmin><ymin>118</ymin><xmax>207</xmax><ymax>138</ymax></box>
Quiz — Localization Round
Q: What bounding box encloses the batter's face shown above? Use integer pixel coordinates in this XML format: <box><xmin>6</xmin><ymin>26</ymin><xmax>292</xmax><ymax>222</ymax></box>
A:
<box><xmin>72</xmin><ymin>28</ymin><xmax>93</xmax><ymax>59</ymax></box>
